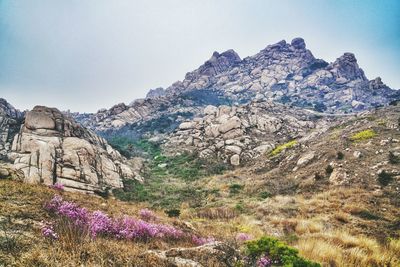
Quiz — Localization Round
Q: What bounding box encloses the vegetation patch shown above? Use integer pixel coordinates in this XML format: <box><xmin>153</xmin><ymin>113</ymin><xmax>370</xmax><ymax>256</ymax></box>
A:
<box><xmin>270</xmin><ymin>140</ymin><xmax>298</xmax><ymax>156</ymax></box>
<box><xmin>378</xmin><ymin>171</ymin><xmax>394</xmax><ymax>186</ymax></box>
<box><xmin>352</xmin><ymin>209</ymin><xmax>381</xmax><ymax>221</ymax></box>
<box><xmin>229</xmin><ymin>184</ymin><xmax>244</xmax><ymax>195</ymax></box>
<box><xmin>244</xmin><ymin>236</ymin><xmax>320</xmax><ymax>267</ymax></box>
<box><xmin>350</xmin><ymin>129</ymin><xmax>377</xmax><ymax>142</ymax></box>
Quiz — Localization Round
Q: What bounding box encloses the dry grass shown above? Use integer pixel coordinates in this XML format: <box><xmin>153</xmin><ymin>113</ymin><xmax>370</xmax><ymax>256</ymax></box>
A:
<box><xmin>296</xmin><ymin>232</ymin><xmax>400</xmax><ymax>266</ymax></box>
<box><xmin>0</xmin><ymin>180</ymin><xmax>200</xmax><ymax>266</ymax></box>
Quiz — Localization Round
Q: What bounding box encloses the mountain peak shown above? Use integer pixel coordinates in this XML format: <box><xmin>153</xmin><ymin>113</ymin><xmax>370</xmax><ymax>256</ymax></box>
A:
<box><xmin>330</xmin><ymin>52</ymin><xmax>367</xmax><ymax>81</ymax></box>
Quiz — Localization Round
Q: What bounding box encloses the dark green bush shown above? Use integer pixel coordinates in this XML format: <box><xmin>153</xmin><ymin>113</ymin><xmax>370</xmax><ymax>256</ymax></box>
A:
<box><xmin>229</xmin><ymin>184</ymin><xmax>244</xmax><ymax>194</ymax></box>
<box><xmin>389</xmin><ymin>152</ymin><xmax>400</xmax><ymax>164</ymax></box>
<box><xmin>352</xmin><ymin>210</ymin><xmax>381</xmax><ymax>220</ymax></box>
<box><xmin>259</xmin><ymin>191</ymin><xmax>272</xmax><ymax>199</ymax></box>
<box><xmin>325</xmin><ymin>165</ymin><xmax>334</xmax><ymax>175</ymax></box>
<box><xmin>165</xmin><ymin>209</ymin><xmax>180</xmax><ymax>218</ymax></box>
<box><xmin>245</xmin><ymin>236</ymin><xmax>320</xmax><ymax>267</ymax></box>
<box><xmin>378</xmin><ymin>171</ymin><xmax>393</xmax><ymax>186</ymax></box>
<box><xmin>337</xmin><ymin>151</ymin><xmax>344</xmax><ymax>160</ymax></box>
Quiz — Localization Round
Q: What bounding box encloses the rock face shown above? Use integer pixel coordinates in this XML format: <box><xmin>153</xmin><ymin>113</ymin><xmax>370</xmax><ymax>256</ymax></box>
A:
<box><xmin>10</xmin><ymin>106</ymin><xmax>137</xmax><ymax>194</ymax></box>
<box><xmin>0</xmin><ymin>99</ymin><xmax>24</xmax><ymax>159</ymax></box>
<box><xmin>147</xmin><ymin>242</ymin><xmax>240</xmax><ymax>267</ymax></box>
<box><xmin>163</xmin><ymin>101</ymin><xmax>333</xmax><ymax>165</ymax></box>
<box><xmin>71</xmin><ymin>38</ymin><xmax>399</xmax><ymax>139</ymax></box>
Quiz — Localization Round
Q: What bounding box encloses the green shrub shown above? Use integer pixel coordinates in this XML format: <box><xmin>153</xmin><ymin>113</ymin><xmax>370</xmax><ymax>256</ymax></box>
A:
<box><xmin>389</xmin><ymin>152</ymin><xmax>400</xmax><ymax>164</ymax></box>
<box><xmin>325</xmin><ymin>165</ymin><xmax>334</xmax><ymax>175</ymax></box>
<box><xmin>350</xmin><ymin>129</ymin><xmax>377</xmax><ymax>142</ymax></box>
<box><xmin>245</xmin><ymin>236</ymin><xmax>320</xmax><ymax>267</ymax></box>
<box><xmin>165</xmin><ymin>209</ymin><xmax>180</xmax><ymax>218</ymax></box>
<box><xmin>270</xmin><ymin>140</ymin><xmax>298</xmax><ymax>156</ymax></box>
<box><xmin>378</xmin><ymin>171</ymin><xmax>393</xmax><ymax>186</ymax></box>
<box><xmin>337</xmin><ymin>151</ymin><xmax>344</xmax><ymax>160</ymax></box>
<box><xmin>235</xmin><ymin>202</ymin><xmax>245</xmax><ymax>213</ymax></box>
<box><xmin>314</xmin><ymin>172</ymin><xmax>323</xmax><ymax>180</ymax></box>
<box><xmin>352</xmin><ymin>210</ymin><xmax>381</xmax><ymax>220</ymax></box>
<box><xmin>229</xmin><ymin>184</ymin><xmax>244</xmax><ymax>194</ymax></box>
<box><xmin>259</xmin><ymin>191</ymin><xmax>272</xmax><ymax>199</ymax></box>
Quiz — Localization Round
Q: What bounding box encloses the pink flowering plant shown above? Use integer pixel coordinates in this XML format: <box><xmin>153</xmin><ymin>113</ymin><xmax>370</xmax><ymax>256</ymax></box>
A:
<box><xmin>139</xmin><ymin>208</ymin><xmax>158</xmax><ymax>222</ymax></box>
<box><xmin>42</xmin><ymin>195</ymin><xmax>211</xmax><ymax>245</ymax></box>
<box><xmin>50</xmin><ymin>182</ymin><xmax>64</xmax><ymax>191</ymax></box>
<box><xmin>40</xmin><ymin>221</ymin><xmax>58</xmax><ymax>240</ymax></box>
<box><xmin>236</xmin><ymin>232</ymin><xmax>252</xmax><ymax>242</ymax></box>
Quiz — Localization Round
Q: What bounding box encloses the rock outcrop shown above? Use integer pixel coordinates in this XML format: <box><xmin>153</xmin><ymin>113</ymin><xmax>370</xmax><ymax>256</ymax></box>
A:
<box><xmin>0</xmin><ymin>98</ymin><xmax>24</xmax><ymax>159</ymax></box>
<box><xmin>9</xmin><ymin>106</ymin><xmax>137</xmax><ymax>194</ymax></box>
<box><xmin>163</xmin><ymin>101</ymin><xmax>333</xmax><ymax>165</ymax></box>
<box><xmin>146</xmin><ymin>242</ymin><xmax>240</xmax><ymax>267</ymax></box>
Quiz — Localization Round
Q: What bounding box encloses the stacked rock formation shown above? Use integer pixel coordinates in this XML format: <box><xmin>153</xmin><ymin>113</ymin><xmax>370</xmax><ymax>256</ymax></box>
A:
<box><xmin>9</xmin><ymin>106</ymin><xmax>137</xmax><ymax>194</ymax></box>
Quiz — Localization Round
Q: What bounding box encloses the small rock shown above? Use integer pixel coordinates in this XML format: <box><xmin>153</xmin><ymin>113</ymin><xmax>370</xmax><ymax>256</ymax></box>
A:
<box><xmin>296</xmin><ymin>151</ymin><xmax>315</xmax><ymax>166</ymax></box>
<box><xmin>353</xmin><ymin>151</ymin><xmax>362</xmax><ymax>158</ymax></box>
<box><xmin>230</xmin><ymin>154</ymin><xmax>240</xmax><ymax>166</ymax></box>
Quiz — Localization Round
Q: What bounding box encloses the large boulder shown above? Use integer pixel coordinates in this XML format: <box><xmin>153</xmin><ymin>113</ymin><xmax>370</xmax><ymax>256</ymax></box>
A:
<box><xmin>10</xmin><ymin>106</ymin><xmax>137</xmax><ymax>194</ymax></box>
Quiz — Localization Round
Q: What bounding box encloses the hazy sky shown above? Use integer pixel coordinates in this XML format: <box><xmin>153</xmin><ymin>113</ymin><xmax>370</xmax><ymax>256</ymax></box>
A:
<box><xmin>0</xmin><ymin>0</ymin><xmax>399</xmax><ymax>112</ymax></box>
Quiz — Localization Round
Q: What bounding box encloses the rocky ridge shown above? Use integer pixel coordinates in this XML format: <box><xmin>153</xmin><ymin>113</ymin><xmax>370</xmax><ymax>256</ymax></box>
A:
<box><xmin>3</xmin><ymin>104</ymin><xmax>139</xmax><ymax>194</ymax></box>
<box><xmin>72</xmin><ymin>38</ymin><xmax>399</xmax><ymax>139</ymax></box>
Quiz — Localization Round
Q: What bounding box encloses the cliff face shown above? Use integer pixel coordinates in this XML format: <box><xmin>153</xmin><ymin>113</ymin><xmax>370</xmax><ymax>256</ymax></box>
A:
<box><xmin>8</xmin><ymin>106</ymin><xmax>139</xmax><ymax>194</ymax></box>
<box><xmin>0</xmin><ymin>98</ymin><xmax>24</xmax><ymax>160</ymax></box>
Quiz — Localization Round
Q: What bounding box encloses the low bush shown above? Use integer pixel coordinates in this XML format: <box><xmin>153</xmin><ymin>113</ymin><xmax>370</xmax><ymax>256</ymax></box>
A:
<box><xmin>229</xmin><ymin>184</ymin><xmax>244</xmax><ymax>195</ymax></box>
<box><xmin>378</xmin><ymin>171</ymin><xmax>394</xmax><ymax>186</ymax></box>
<box><xmin>337</xmin><ymin>151</ymin><xmax>344</xmax><ymax>160</ymax></box>
<box><xmin>325</xmin><ymin>165</ymin><xmax>334</xmax><ymax>175</ymax></box>
<box><xmin>350</xmin><ymin>129</ymin><xmax>377</xmax><ymax>142</ymax></box>
<box><xmin>352</xmin><ymin>209</ymin><xmax>381</xmax><ymax>221</ymax></box>
<box><xmin>259</xmin><ymin>191</ymin><xmax>272</xmax><ymax>199</ymax></box>
<box><xmin>389</xmin><ymin>152</ymin><xmax>400</xmax><ymax>164</ymax></box>
<box><xmin>270</xmin><ymin>140</ymin><xmax>298</xmax><ymax>157</ymax></box>
<box><xmin>245</xmin><ymin>236</ymin><xmax>320</xmax><ymax>267</ymax></box>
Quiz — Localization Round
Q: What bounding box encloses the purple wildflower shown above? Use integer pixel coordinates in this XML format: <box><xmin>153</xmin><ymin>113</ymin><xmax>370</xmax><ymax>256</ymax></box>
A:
<box><xmin>41</xmin><ymin>221</ymin><xmax>58</xmax><ymax>240</ymax></box>
<box><xmin>89</xmin><ymin>210</ymin><xmax>112</xmax><ymax>238</ymax></box>
<box><xmin>43</xmin><ymin>195</ymin><xmax>208</xmax><ymax>244</ymax></box>
<box><xmin>50</xmin><ymin>183</ymin><xmax>64</xmax><ymax>191</ymax></box>
<box><xmin>236</xmin><ymin>232</ymin><xmax>252</xmax><ymax>242</ymax></box>
<box><xmin>139</xmin><ymin>208</ymin><xmax>157</xmax><ymax>221</ymax></box>
<box><xmin>192</xmin><ymin>235</ymin><xmax>215</xmax><ymax>245</ymax></box>
<box><xmin>257</xmin><ymin>256</ymin><xmax>272</xmax><ymax>267</ymax></box>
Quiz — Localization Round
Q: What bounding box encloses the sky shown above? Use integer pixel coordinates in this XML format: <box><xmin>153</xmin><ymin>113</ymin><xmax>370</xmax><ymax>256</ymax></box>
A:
<box><xmin>0</xmin><ymin>0</ymin><xmax>399</xmax><ymax>112</ymax></box>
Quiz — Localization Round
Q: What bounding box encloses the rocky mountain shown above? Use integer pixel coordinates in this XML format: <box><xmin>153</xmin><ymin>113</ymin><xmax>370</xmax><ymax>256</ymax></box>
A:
<box><xmin>72</xmin><ymin>38</ymin><xmax>399</xmax><ymax>140</ymax></box>
<box><xmin>0</xmin><ymin>101</ymin><xmax>140</xmax><ymax>194</ymax></box>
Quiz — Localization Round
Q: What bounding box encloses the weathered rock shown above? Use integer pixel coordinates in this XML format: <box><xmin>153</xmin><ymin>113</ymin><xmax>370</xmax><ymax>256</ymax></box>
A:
<box><xmin>297</xmin><ymin>151</ymin><xmax>315</xmax><ymax>166</ymax></box>
<box><xmin>147</xmin><ymin>242</ymin><xmax>239</xmax><ymax>267</ymax></box>
<box><xmin>230</xmin><ymin>154</ymin><xmax>240</xmax><ymax>166</ymax></box>
<box><xmin>218</xmin><ymin>116</ymin><xmax>241</xmax><ymax>133</ymax></box>
<box><xmin>10</xmin><ymin>106</ymin><xmax>137</xmax><ymax>194</ymax></box>
<box><xmin>0</xmin><ymin>99</ymin><xmax>24</xmax><ymax>159</ymax></box>
<box><xmin>353</xmin><ymin>151</ymin><xmax>362</xmax><ymax>158</ymax></box>
<box><xmin>329</xmin><ymin>168</ymin><xmax>348</xmax><ymax>185</ymax></box>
